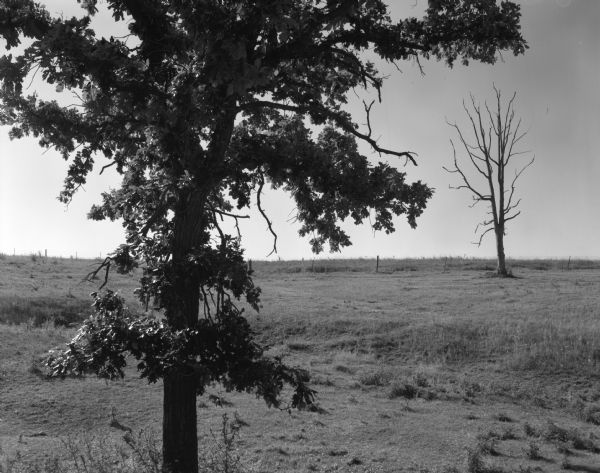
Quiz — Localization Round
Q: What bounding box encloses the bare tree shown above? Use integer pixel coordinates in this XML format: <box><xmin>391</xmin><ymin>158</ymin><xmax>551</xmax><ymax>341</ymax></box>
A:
<box><xmin>444</xmin><ymin>87</ymin><xmax>534</xmax><ymax>276</ymax></box>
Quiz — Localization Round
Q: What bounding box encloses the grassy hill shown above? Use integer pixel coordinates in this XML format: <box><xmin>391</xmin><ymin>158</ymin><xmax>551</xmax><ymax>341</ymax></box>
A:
<box><xmin>2</xmin><ymin>255</ymin><xmax>600</xmax><ymax>472</ymax></box>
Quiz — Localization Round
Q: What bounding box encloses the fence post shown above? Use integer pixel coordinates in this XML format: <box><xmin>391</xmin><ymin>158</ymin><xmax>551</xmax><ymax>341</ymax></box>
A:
<box><xmin>376</xmin><ymin>255</ymin><xmax>379</xmax><ymax>273</ymax></box>
<box><xmin>248</xmin><ymin>259</ymin><xmax>253</xmax><ymax>273</ymax></box>
<box><xmin>45</xmin><ymin>249</ymin><xmax>47</xmax><ymax>258</ymax></box>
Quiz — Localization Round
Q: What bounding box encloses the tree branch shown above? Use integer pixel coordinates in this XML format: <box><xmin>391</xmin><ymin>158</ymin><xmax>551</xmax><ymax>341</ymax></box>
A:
<box><xmin>99</xmin><ymin>160</ymin><xmax>117</xmax><ymax>175</ymax></box>
<box><xmin>84</xmin><ymin>257</ymin><xmax>112</xmax><ymax>289</ymax></box>
<box><xmin>504</xmin><ymin>155</ymin><xmax>534</xmax><ymax>214</ymax></box>
<box><xmin>442</xmin><ymin>140</ymin><xmax>490</xmax><ymax>202</ymax></box>
<box><xmin>256</xmin><ymin>172</ymin><xmax>277</xmax><ymax>257</ymax></box>
<box><xmin>238</xmin><ymin>100</ymin><xmax>417</xmax><ymax>166</ymax></box>
<box><xmin>473</xmin><ymin>225</ymin><xmax>495</xmax><ymax>247</ymax></box>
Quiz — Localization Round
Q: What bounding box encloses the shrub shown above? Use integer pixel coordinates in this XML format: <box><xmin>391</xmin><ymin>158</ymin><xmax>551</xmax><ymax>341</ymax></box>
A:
<box><xmin>542</xmin><ymin>422</ymin><xmax>571</xmax><ymax>442</ymax></box>
<box><xmin>499</xmin><ymin>428</ymin><xmax>518</xmax><ymax>440</ymax></box>
<box><xmin>334</xmin><ymin>364</ymin><xmax>354</xmax><ymax>374</ymax></box>
<box><xmin>388</xmin><ymin>382</ymin><xmax>418</xmax><ymax>400</ymax></box>
<box><xmin>358</xmin><ymin>368</ymin><xmax>393</xmax><ymax>387</ymax></box>
<box><xmin>523</xmin><ymin>441</ymin><xmax>542</xmax><ymax>460</ymax></box>
<box><xmin>494</xmin><ymin>412</ymin><xmax>513</xmax><ymax>423</ymax></box>
<box><xmin>466</xmin><ymin>446</ymin><xmax>487</xmax><ymax>473</ymax></box>
<box><xmin>571</xmin><ymin>432</ymin><xmax>599</xmax><ymax>453</ymax></box>
<box><xmin>580</xmin><ymin>403</ymin><xmax>600</xmax><ymax>425</ymax></box>
<box><xmin>523</xmin><ymin>423</ymin><xmax>541</xmax><ymax>438</ymax></box>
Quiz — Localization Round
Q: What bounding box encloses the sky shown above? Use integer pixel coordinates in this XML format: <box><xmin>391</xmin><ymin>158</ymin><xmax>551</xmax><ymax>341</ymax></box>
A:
<box><xmin>0</xmin><ymin>0</ymin><xmax>599</xmax><ymax>260</ymax></box>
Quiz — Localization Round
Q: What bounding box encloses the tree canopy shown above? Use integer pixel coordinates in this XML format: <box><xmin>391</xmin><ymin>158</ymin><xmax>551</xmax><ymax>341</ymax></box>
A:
<box><xmin>0</xmin><ymin>1</ymin><xmax>527</xmax><ymax>471</ymax></box>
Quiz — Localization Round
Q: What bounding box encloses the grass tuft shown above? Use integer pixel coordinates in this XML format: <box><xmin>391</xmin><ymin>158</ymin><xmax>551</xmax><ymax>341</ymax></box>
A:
<box><xmin>388</xmin><ymin>381</ymin><xmax>418</xmax><ymax>400</ymax></box>
<box><xmin>523</xmin><ymin>423</ymin><xmax>541</xmax><ymax>438</ymax></box>
<box><xmin>358</xmin><ymin>367</ymin><xmax>393</xmax><ymax>387</ymax></box>
<box><xmin>523</xmin><ymin>441</ymin><xmax>542</xmax><ymax>460</ymax></box>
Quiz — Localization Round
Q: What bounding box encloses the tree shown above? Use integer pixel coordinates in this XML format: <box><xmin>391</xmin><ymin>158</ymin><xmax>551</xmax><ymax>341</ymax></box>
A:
<box><xmin>0</xmin><ymin>1</ymin><xmax>526</xmax><ymax>472</ymax></box>
<box><xmin>444</xmin><ymin>87</ymin><xmax>534</xmax><ymax>276</ymax></box>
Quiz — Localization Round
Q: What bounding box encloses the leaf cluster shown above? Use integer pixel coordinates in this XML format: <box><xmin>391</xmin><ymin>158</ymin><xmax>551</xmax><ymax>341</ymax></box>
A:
<box><xmin>45</xmin><ymin>291</ymin><xmax>315</xmax><ymax>409</ymax></box>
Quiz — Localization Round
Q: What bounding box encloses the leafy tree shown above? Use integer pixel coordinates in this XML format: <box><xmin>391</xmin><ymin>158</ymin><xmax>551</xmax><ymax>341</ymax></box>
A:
<box><xmin>0</xmin><ymin>1</ymin><xmax>526</xmax><ymax>471</ymax></box>
<box><xmin>444</xmin><ymin>87</ymin><xmax>534</xmax><ymax>276</ymax></box>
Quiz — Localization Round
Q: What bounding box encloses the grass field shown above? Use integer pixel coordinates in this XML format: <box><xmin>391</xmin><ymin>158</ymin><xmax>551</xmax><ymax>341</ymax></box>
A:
<box><xmin>1</xmin><ymin>255</ymin><xmax>600</xmax><ymax>472</ymax></box>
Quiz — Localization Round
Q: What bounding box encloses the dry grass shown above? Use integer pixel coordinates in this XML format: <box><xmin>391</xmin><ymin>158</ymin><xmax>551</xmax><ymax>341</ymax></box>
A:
<box><xmin>2</xmin><ymin>256</ymin><xmax>600</xmax><ymax>471</ymax></box>
<box><xmin>0</xmin><ymin>256</ymin><xmax>150</xmax><ymax>327</ymax></box>
<box><xmin>250</xmin><ymin>264</ymin><xmax>600</xmax><ymax>378</ymax></box>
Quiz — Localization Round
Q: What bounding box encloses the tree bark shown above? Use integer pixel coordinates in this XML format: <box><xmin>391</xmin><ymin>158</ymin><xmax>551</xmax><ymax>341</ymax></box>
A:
<box><xmin>161</xmin><ymin>110</ymin><xmax>236</xmax><ymax>472</ymax></box>
<box><xmin>163</xmin><ymin>372</ymin><xmax>198</xmax><ymax>473</ymax></box>
<box><xmin>495</xmin><ymin>225</ymin><xmax>507</xmax><ymax>276</ymax></box>
<box><xmin>162</xmin><ymin>264</ymin><xmax>202</xmax><ymax>473</ymax></box>
<box><xmin>162</xmin><ymin>190</ymin><xmax>207</xmax><ymax>473</ymax></box>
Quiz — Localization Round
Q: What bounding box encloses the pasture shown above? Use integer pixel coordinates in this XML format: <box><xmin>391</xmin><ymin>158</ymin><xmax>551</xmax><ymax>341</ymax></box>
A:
<box><xmin>1</xmin><ymin>255</ymin><xmax>600</xmax><ymax>472</ymax></box>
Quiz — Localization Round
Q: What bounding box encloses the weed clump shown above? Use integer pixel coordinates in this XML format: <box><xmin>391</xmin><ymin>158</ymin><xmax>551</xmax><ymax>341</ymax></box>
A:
<box><xmin>388</xmin><ymin>381</ymin><xmax>418</xmax><ymax>400</ymax></box>
<box><xmin>523</xmin><ymin>441</ymin><xmax>542</xmax><ymax>460</ymax></box>
<box><xmin>493</xmin><ymin>412</ymin><xmax>513</xmax><ymax>423</ymax></box>
<box><xmin>579</xmin><ymin>403</ymin><xmax>600</xmax><ymax>425</ymax></box>
<box><xmin>523</xmin><ymin>423</ymin><xmax>541</xmax><ymax>438</ymax></box>
<box><xmin>542</xmin><ymin>422</ymin><xmax>571</xmax><ymax>442</ymax></box>
<box><xmin>466</xmin><ymin>446</ymin><xmax>487</xmax><ymax>473</ymax></box>
<box><xmin>542</xmin><ymin>422</ymin><xmax>599</xmax><ymax>454</ymax></box>
<box><xmin>358</xmin><ymin>368</ymin><xmax>393</xmax><ymax>387</ymax></box>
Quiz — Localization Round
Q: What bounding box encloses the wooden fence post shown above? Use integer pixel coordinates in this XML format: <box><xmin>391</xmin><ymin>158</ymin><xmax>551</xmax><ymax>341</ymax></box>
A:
<box><xmin>376</xmin><ymin>255</ymin><xmax>379</xmax><ymax>273</ymax></box>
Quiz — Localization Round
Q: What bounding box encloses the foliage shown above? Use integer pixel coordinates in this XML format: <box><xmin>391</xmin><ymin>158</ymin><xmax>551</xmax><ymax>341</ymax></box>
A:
<box><xmin>45</xmin><ymin>291</ymin><xmax>314</xmax><ymax>409</ymax></box>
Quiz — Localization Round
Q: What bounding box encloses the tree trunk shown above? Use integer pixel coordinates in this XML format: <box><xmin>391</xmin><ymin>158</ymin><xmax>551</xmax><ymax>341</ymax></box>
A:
<box><xmin>162</xmin><ymin>191</ymin><xmax>207</xmax><ymax>473</ymax></box>
<box><xmin>161</xmin><ymin>112</ymin><xmax>236</xmax><ymax>473</ymax></box>
<box><xmin>162</xmin><ymin>267</ymin><xmax>202</xmax><ymax>473</ymax></box>
<box><xmin>163</xmin><ymin>372</ymin><xmax>198</xmax><ymax>473</ymax></box>
<box><xmin>495</xmin><ymin>225</ymin><xmax>507</xmax><ymax>276</ymax></box>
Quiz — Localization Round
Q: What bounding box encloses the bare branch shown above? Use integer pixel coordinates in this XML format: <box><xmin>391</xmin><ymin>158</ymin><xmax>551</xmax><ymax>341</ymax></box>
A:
<box><xmin>209</xmin><ymin>207</ymin><xmax>250</xmax><ymax>221</ymax></box>
<box><xmin>363</xmin><ymin>100</ymin><xmax>375</xmax><ymax>137</ymax></box>
<box><xmin>447</xmin><ymin>126</ymin><xmax>490</xmax><ymax>179</ymax></box>
<box><xmin>504</xmin><ymin>197</ymin><xmax>521</xmax><ymax>216</ymax></box>
<box><xmin>84</xmin><ymin>257</ymin><xmax>112</xmax><ymax>289</ymax></box>
<box><xmin>256</xmin><ymin>172</ymin><xmax>278</xmax><ymax>256</ymax></box>
<box><xmin>504</xmin><ymin>210</ymin><xmax>521</xmax><ymax>223</ymax></box>
<box><xmin>238</xmin><ymin>100</ymin><xmax>418</xmax><ymax>166</ymax></box>
<box><xmin>442</xmin><ymin>140</ymin><xmax>490</xmax><ymax>202</ymax></box>
<box><xmin>504</xmin><ymin>155</ymin><xmax>534</xmax><ymax>213</ymax></box>
<box><xmin>199</xmin><ymin>285</ymin><xmax>213</xmax><ymax>320</ymax></box>
<box><xmin>474</xmin><ymin>218</ymin><xmax>494</xmax><ymax>235</ymax></box>
<box><xmin>473</xmin><ymin>225</ymin><xmax>495</xmax><ymax>247</ymax></box>
<box><xmin>99</xmin><ymin>160</ymin><xmax>117</xmax><ymax>175</ymax></box>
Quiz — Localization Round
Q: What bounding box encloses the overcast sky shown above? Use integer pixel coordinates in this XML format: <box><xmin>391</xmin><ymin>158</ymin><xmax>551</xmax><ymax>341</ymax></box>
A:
<box><xmin>1</xmin><ymin>0</ymin><xmax>598</xmax><ymax>260</ymax></box>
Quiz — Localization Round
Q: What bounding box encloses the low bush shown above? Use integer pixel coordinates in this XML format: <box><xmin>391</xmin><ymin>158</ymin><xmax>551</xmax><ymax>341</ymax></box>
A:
<box><xmin>358</xmin><ymin>368</ymin><xmax>393</xmax><ymax>387</ymax></box>
<box><xmin>523</xmin><ymin>441</ymin><xmax>542</xmax><ymax>460</ymax></box>
<box><xmin>388</xmin><ymin>381</ymin><xmax>418</xmax><ymax>400</ymax></box>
